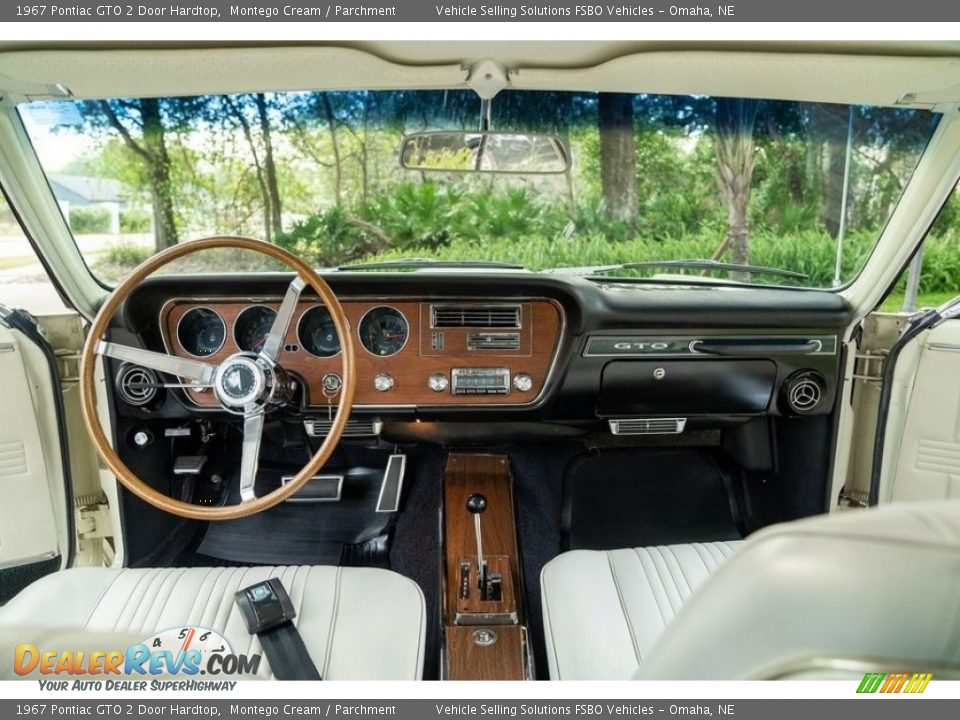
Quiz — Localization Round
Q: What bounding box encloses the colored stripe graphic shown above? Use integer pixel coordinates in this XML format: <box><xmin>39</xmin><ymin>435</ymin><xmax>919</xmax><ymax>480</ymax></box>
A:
<box><xmin>857</xmin><ymin>672</ymin><xmax>932</xmax><ymax>694</ymax></box>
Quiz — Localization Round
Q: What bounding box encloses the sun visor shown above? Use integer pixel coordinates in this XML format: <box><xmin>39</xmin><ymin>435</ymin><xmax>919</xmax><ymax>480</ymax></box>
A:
<box><xmin>0</xmin><ymin>46</ymin><xmax>468</xmax><ymax>101</ymax></box>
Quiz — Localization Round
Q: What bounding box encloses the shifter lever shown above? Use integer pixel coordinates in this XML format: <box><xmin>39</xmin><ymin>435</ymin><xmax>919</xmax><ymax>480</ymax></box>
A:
<box><xmin>466</xmin><ymin>493</ymin><xmax>487</xmax><ymax>588</ymax></box>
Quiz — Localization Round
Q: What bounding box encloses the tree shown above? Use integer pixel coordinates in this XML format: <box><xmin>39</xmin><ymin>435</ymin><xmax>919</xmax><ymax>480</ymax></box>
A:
<box><xmin>714</xmin><ymin>97</ymin><xmax>760</xmax><ymax>273</ymax></box>
<box><xmin>597</xmin><ymin>93</ymin><xmax>637</xmax><ymax>224</ymax></box>
<box><xmin>94</xmin><ymin>98</ymin><xmax>183</xmax><ymax>251</ymax></box>
<box><xmin>222</xmin><ymin>94</ymin><xmax>283</xmax><ymax>242</ymax></box>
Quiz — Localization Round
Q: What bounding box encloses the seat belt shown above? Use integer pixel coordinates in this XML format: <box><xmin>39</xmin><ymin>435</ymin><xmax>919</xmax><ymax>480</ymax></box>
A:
<box><xmin>234</xmin><ymin>577</ymin><xmax>322</xmax><ymax>680</ymax></box>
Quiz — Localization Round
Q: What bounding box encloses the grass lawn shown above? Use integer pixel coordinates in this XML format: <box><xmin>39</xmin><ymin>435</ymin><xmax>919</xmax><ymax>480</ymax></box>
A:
<box><xmin>0</xmin><ymin>255</ymin><xmax>37</xmax><ymax>270</ymax></box>
<box><xmin>880</xmin><ymin>291</ymin><xmax>958</xmax><ymax>313</ymax></box>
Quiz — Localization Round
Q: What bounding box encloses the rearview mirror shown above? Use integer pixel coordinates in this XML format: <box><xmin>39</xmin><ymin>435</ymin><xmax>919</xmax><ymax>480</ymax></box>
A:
<box><xmin>400</xmin><ymin>131</ymin><xmax>569</xmax><ymax>174</ymax></box>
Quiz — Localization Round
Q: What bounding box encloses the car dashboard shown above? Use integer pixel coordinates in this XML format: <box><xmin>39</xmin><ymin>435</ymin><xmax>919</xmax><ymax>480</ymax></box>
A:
<box><xmin>114</xmin><ymin>271</ymin><xmax>853</xmax><ymax>428</ymax></box>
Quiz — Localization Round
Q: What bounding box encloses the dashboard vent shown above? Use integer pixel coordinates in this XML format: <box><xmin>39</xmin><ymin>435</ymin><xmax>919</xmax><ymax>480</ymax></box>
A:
<box><xmin>431</xmin><ymin>304</ymin><xmax>521</xmax><ymax>329</ymax></box>
<box><xmin>116</xmin><ymin>364</ymin><xmax>159</xmax><ymax>407</ymax></box>
<box><xmin>608</xmin><ymin>418</ymin><xmax>687</xmax><ymax>435</ymax></box>
<box><xmin>781</xmin><ymin>371</ymin><xmax>827</xmax><ymax>415</ymax></box>
<box><xmin>304</xmin><ymin>417</ymin><xmax>383</xmax><ymax>438</ymax></box>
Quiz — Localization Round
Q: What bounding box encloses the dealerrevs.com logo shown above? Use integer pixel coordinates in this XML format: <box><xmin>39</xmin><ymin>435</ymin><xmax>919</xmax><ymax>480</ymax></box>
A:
<box><xmin>14</xmin><ymin>627</ymin><xmax>261</xmax><ymax>689</ymax></box>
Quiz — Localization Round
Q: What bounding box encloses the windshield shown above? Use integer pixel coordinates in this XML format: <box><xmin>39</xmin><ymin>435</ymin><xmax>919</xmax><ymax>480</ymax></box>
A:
<box><xmin>19</xmin><ymin>90</ymin><xmax>937</xmax><ymax>287</ymax></box>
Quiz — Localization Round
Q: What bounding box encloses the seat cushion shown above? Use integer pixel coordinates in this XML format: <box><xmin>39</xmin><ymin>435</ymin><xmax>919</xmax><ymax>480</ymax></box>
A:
<box><xmin>541</xmin><ymin>541</ymin><xmax>742</xmax><ymax>680</ymax></box>
<box><xmin>0</xmin><ymin>565</ymin><xmax>425</xmax><ymax>680</ymax></box>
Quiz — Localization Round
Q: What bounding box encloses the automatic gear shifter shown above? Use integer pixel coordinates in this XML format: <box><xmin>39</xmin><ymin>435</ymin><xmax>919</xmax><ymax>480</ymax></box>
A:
<box><xmin>466</xmin><ymin>493</ymin><xmax>502</xmax><ymax>602</ymax></box>
<box><xmin>466</xmin><ymin>493</ymin><xmax>487</xmax><ymax>584</ymax></box>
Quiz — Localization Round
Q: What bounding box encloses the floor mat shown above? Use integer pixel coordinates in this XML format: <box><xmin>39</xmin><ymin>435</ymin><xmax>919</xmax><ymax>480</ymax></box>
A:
<box><xmin>196</xmin><ymin>464</ymin><xmax>392</xmax><ymax>566</ymax></box>
<box><xmin>563</xmin><ymin>448</ymin><xmax>741</xmax><ymax>550</ymax></box>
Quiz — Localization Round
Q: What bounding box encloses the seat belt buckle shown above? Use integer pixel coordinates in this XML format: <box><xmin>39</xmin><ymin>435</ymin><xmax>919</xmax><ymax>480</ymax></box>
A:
<box><xmin>235</xmin><ymin>578</ymin><xmax>297</xmax><ymax>634</ymax></box>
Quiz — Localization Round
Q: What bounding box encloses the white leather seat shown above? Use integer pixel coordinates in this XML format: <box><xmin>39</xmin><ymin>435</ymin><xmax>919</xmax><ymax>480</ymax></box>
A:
<box><xmin>541</xmin><ymin>541</ymin><xmax>743</xmax><ymax>680</ymax></box>
<box><xmin>543</xmin><ymin>501</ymin><xmax>960</xmax><ymax>680</ymax></box>
<box><xmin>0</xmin><ymin>565</ymin><xmax>426</xmax><ymax>680</ymax></box>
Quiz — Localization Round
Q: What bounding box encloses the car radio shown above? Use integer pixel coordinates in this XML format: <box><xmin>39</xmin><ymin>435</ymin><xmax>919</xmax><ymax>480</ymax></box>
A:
<box><xmin>451</xmin><ymin>367</ymin><xmax>511</xmax><ymax>396</ymax></box>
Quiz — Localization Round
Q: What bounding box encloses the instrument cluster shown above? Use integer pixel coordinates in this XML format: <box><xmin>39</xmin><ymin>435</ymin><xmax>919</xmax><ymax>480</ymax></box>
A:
<box><xmin>175</xmin><ymin>303</ymin><xmax>410</xmax><ymax>359</ymax></box>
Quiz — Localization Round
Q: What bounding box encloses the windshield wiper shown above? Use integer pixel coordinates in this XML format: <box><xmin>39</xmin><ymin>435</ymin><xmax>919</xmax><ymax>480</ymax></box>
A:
<box><xmin>335</xmin><ymin>258</ymin><xmax>525</xmax><ymax>271</ymax></box>
<box><xmin>543</xmin><ymin>258</ymin><xmax>808</xmax><ymax>281</ymax></box>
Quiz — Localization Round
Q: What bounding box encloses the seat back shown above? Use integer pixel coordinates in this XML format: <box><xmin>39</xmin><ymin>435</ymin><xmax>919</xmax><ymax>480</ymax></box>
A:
<box><xmin>636</xmin><ymin>501</ymin><xmax>960</xmax><ymax>679</ymax></box>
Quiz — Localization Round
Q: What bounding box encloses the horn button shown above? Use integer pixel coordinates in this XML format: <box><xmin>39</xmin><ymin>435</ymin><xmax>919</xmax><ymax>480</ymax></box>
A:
<box><xmin>214</xmin><ymin>353</ymin><xmax>291</xmax><ymax>410</ymax></box>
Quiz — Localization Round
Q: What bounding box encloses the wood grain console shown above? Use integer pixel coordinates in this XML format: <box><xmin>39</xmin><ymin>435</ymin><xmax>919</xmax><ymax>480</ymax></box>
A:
<box><xmin>160</xmin><ymin>298</ymin><xmax>562</xmax><ymax>408</ymax></box>
<box><xmin>443</xmin><ymin>453</ymin><xmax>528</xmax><ymax>680</ymax></box>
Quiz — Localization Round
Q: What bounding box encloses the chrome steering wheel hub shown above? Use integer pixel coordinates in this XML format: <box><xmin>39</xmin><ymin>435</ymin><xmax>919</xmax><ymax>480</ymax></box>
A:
<box><xmin>213</xmin><ymin>352</ymin><xmax>292</xmax><ymax>411</ymax></box>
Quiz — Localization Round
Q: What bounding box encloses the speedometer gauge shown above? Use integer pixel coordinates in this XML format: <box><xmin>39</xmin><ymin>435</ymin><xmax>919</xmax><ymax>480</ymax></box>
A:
<box><xmin>177</xmin><ymin>307</ymin><xmax>226</xmax><ymax>357</ymax></box>
<box><xmin>234</xmin><ymin>305</ymin><xmax>277</xmax><ymax>353</ymax></box>
<box><xmin>358</xmin><ymin>306</ymin><xmax>409</xmax><ymax>357</ymax></box>
<box><xmin>298</xmin><ymin>306</ymin><xmax>341</xmax><ymax>357</ymax></box>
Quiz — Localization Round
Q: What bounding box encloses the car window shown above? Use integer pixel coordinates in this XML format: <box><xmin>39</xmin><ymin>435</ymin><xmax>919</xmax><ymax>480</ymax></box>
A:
<box><xmin>880</xmin><ymin>183</ymin><xmax>960</xmax><ymax>312</ymax></box>
<box><xmin>19</xmin><ymin>90</ymin><xmax>938</xmax><ymax>290</ymax></box>
<box><xmin>0</xmin><ymin>191</ymin><xmax>68</xmax><ymax>314</ymax></box>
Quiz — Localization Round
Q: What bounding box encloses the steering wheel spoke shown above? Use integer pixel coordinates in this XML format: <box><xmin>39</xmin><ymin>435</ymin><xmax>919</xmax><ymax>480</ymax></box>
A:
<box><xmin>239</xmin><ymin>405</ymin><xmax>265</xmax><ymax>504</ymax></box>
<box><xmin>81</xmin><ymin>236</ymin><xmax>354</xmax><ymax>521</ymax></box>
<box><xmin>260</xmin><ymin>275</ymin><xmax>307</xmax><ymax>363</ymax></box>
<box><xmin>97</xmin><ymin>341</ymin><xmax>216</xmax><ymax>385</ymax></box>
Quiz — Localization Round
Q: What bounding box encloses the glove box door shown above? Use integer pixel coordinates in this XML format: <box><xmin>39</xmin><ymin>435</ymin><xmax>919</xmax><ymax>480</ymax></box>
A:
<box><xmin>597</xmin><ymin>359</ymin><xmax>777</xmax><ymax>416</ymax></box>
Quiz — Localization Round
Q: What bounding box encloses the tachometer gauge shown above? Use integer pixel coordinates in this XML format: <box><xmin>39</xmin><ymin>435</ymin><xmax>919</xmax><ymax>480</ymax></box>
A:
<box><xmin>297</xmin><ymin>306</ymin><xmax>341</xmax><ymax>357</ymax></box>
<box><xmin>177</xmin><ymin>307</ymin><xmax>226</xmax><ymax>357</ymax></box>
<box><xmin>359</xmin><ymin>306</ymin><xmax>409</xmax><ymax>357</ymax></box>
<box><xmin>234</xmin><ymin>305</ymin><xmax>277</xmax><ymax>353</ymax></box>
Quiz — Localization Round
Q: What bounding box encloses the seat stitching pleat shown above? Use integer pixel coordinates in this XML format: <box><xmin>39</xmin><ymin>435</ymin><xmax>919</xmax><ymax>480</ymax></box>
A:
<box><xmin>647</xmin><ymin>546</ymin><xmax>682</xmax><ymax>614</ymax></box>
<box><xmin>632</xmin><ymin>547</ymin><xmax>670</xmax><ymax>625</ymax></box>
<box><xmin>83</xmin><ymin>571</ymin><xmax>124</xmax><ymax>629</ymax></box>
<box><xmin>607</xmin><ymin>551</ymin><xmax>644</xmax><ymax>664</ymax></box>
<box><xmin>700</xmin><ymin>541</ymin><xmax>724</xmax><ymax>565</ymax></box>
<box><xmin>184</xmin><ymin>567</ymin><xmax>217</xmax><ymax>627</ymax></box>
<box><xmin>130</xmin><ymin>568</ymin><xmax>168</xmax><ymax>633</ymax></box>
<box><xmin>690</xmin><ymin>542</ymin><xmax>717</xmax><ymax>571</ymax></box>
<box><xmin>661</xmin><ymin>546</ymin><xmax>694</xmax><ymax>597</ymax></box>
<box><xmin>322</xmin><ymin>567</ymin><xmax>343</xmax><ymax>679</ymax></box>
<box><xmin>412</xmin><ymin>580</ymin><xmax>426</xmax><ymax>680</ymax></box>
<box><xmin>114</xmin><ymin>568</ymin><xmax>157</xmax><ymax>632</ymax></box>
<box><xmin>718</xmin><ymin>540</ymin><xmax>740</xmax><ymax>559</ymax></box>
<box><xmin>288</xmin><ymin>566</ymin><xmax>308</xmax><ymax>622</ymax></box>
<box><xmin>142</xmin><ymin>567</ymin><xmax>189</xmax><ymax>634</ymax></box>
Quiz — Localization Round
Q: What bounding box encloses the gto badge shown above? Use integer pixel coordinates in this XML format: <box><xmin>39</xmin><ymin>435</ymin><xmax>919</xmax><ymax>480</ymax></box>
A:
<box><xmin>613</xmin><ymin>341</ymin><xmax>671</xmax><ymax>351</ymax></box>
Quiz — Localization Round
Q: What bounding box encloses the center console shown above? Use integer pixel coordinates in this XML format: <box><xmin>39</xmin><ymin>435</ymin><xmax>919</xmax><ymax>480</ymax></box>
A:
<box><xmin>442</xmin><ymin>454</ymin><xmax>531</xmax><ymax>680</ymax></box>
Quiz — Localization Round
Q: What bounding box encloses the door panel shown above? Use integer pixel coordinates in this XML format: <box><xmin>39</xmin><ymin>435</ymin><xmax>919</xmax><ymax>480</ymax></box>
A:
<box><xmin>882</xmin><ymin>318</ymin><xmax>960</xmax><ymax>501</ymax></box>
<box><xmin>0</xmin><ymin>313</ymin><xmax>69</xmax><ymax>601</ymax></box>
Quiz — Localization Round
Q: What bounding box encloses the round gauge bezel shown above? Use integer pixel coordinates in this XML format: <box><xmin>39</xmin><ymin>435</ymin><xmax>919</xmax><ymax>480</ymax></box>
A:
<box><xmin>232</xmin><ymin>304</ymin><xmax>278</xmax><ymax>353</ymax></box>
<box><xmin>176</xmin><ymin>306</ymin><xmax>226</xmax><ymax>358</ymax></box>
<box><xmin>357</xmin><ymin>305</ymin><xmax>410</xmax><ymax>358</ymax></box>
<box><xmin>297</xmin><ymin>304</ymin><xmax>343</xmax><ymax>358</ymax></box>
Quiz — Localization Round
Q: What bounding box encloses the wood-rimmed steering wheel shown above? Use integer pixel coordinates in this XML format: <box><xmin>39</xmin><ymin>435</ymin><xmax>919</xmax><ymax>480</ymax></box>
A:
<box><xmin>79</xmin><ymin>236</ymin><xmax>356</xmax><ymax>521</ymax></box>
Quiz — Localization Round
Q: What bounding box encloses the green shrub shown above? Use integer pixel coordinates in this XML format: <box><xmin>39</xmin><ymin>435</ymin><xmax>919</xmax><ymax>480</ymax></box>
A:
<box><xmin>100</xmin><ymin>242</ymin><xmax>151</xmax><ymax>267</ymax></box>
<box><xmin>69</xmin><ymin>206</ymin><xmax>112</xmax><ymax>234</ymax></box>
<box><xmin>119</xmin><ymin>208</ymin><xmax>152</xmax><ymax>234</ymax></box>
<box><xmin>276</xmin><ymin>181</ymin><xmax>960</xmax><ymax>292</ymax></box>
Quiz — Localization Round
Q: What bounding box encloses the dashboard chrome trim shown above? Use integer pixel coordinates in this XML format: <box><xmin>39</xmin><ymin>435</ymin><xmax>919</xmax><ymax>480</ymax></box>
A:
<box><xmin>583</xmin><ymin>334</ymin><xmax>838</xmax><ymax>358</ymax></box>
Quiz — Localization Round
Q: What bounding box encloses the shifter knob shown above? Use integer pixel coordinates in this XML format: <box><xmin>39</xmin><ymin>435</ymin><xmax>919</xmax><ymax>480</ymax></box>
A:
<box><xmin>466</xmin><ymin>494</ymin><xmax>487</xmax><ymax>514</ymax></box>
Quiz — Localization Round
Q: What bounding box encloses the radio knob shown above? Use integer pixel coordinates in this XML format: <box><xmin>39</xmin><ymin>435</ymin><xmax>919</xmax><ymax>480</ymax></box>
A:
<box><xmin>373</xmin><ymin>373</ymin><xmax>395</xmax><ymax>392</ymax></box>
<box><xmin>513</xmin><ymin>373</ymin><xmax>533</xmax><ymax>392</ymax></box>
<box><xmin>428</xmin><ymin>373</ymin><xmax>449</xmax><ymax>392</ymax></box>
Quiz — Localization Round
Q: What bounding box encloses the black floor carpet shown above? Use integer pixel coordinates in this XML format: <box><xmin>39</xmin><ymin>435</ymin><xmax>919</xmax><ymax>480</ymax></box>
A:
<box><xmin>196</xmin><ymin>464</ymin><xmax>393</xmax><ymax>566</ymax></box>
<box><xmin>563</xmin><ymin>447</ymin><xmax>742</xmax><ymax>550</ymax></box>
<box><xmin>388</xmin><ymin>445</ymin><xmax>446</xmax><ymax>680</ymax></box>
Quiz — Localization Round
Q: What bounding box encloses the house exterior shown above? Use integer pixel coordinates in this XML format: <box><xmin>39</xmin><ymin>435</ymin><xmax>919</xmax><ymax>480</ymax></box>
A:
<box><xmin>49</xmin><ymin>174</ymin><xmax>127</xmax><ymax>234</ymax></box>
